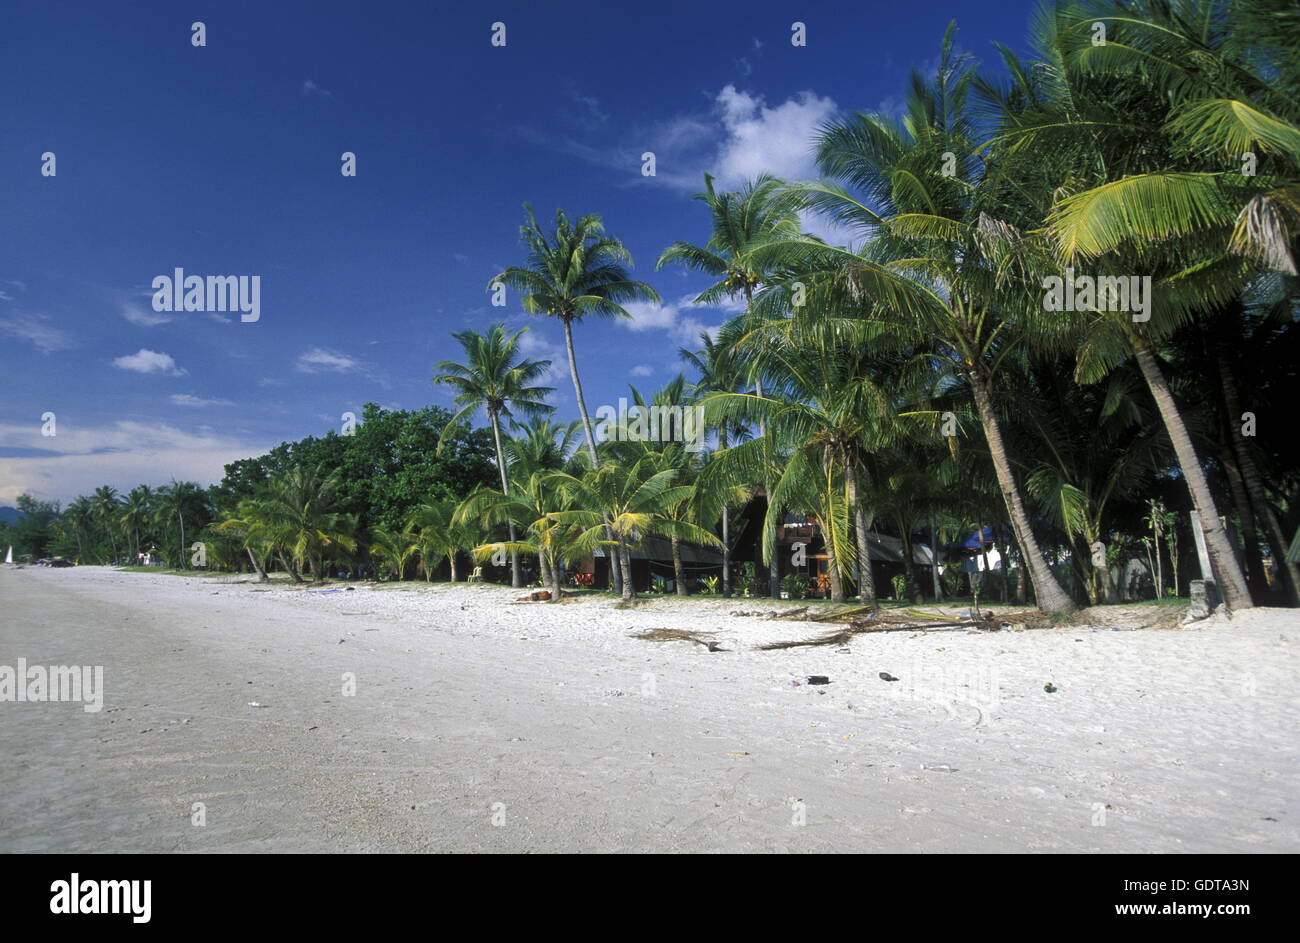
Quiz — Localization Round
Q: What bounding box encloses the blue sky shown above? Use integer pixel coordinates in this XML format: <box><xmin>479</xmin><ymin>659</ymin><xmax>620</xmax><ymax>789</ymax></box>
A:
<box><xmin>0</xmin><ymin>0</ymin><xmax>1038</xmax><ymax>504</ymax></box>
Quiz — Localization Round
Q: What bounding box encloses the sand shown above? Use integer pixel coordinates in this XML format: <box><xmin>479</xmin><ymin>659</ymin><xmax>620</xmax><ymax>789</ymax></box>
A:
<box><xmin>1</xmin><ymin>565</ymin><xmax>1296</xmax><ymax>853</ymax></box>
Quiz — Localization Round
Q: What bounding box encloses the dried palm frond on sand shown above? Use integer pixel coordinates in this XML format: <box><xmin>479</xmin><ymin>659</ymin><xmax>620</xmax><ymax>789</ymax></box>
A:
<box><xmin>631</xmin><ymin>627</ymin><xmax>726</xmax><ymax>651</ymax></box>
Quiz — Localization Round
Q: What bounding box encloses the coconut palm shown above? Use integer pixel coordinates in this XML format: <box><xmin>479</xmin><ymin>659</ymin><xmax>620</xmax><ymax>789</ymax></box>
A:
<box><xmin>768</xmin><ymin>24</ymin><xmax>1081</xmax><ymax>611</ymax></box>
<box><xmin>156</xmin><ymin>481</ymin><xmax>208</xmax><ymax>569</ymax></box>
<box><xmin>119</xmin><ymin>485</ymin><xmax>155</xmax><ymax>563</ymax></box>
<box><xmin>984</xmin><ymin>0</ymin><xmax>1295</xmax><ymax>609</ymax></box>
<box><xmin>549</xmin><ymin>455</ymin><xmax>723</xmax><ymax>601</ymax></box>
<box><xmin>680</xmin><ymin>329</ymin><xmax>752</xmax><ymax>597</ymax></box>
<box><xmin>659</xmin><ymin>173</ymin><xmax>810</xmax><ymax>596</ymax></box>
<box><xmin>369</xmin><ymin>527</ymin><xmax>416</xmax><ymax>581</ymax></box>
<box><xmin>407</xmin><ymin>497</ymin><xmax>478</xmax><ymax>582</ymax></box>
<box><xmin>91</xmin><ymin>485</ymin><xmax>122</xmax><ymax>564</ymax></box>
<box><xmin>492</xmin><ymin>206</ymin><xmax>661</xmax><ymax>595</ymax></box>
<box><xmin>256</xmin><ymin>465</ymin><xmax>358</xmax><ymax>580</ymax></box>
<box><xmin>457</xmin><ymin>471</ymin><xmax>587</xmax><ymax>601</ymax></box>
<box><xmin>433</xmin><ymin>323</ymin><xmax>554</xmax><ymax>587</ymax></box>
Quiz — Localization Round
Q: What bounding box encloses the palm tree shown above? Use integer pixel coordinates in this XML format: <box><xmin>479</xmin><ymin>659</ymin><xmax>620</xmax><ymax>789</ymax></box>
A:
<box><xmin>369</xmin><ymin>527</ymin><xmax>416</xmax><ymax>581</ymax></box>
<box><xmin>550</xmin><ymin>455</ymin><xmax>723</xmax><ymax>601</ymax></box>
<box><xmin>91</xmin><ymin>486</ymin><xmax>122</xmax><ymax>564</ymax></box>
<box><xmin>64</xmin><ymin>496</ymin><xmax>94</xmax><ymax>562</ymax></box>
<box><xmin>255</xmin><ymin>465</ymin><xmax>357</xmax><ymax>581</ymax></box>
<box><xmin>700</xmin><ymin>317</ymin><xmax>923</xmax><ymax>608</ymax></box>
<box><xmin>157</xmin><ymin>481</ymin><xmax>208</xmax><ymax>569</ymax></box>
<box><xmin>407</xmin><ymin>497</ymin><xmax>477</xmax><ymax>582</ymax></box>
<box><xmin>681</xmin><ymin>330</ymin><xmax>751</xmax><ymax>597</ymax></box>
<box><xmin>1012</xmin><ymin>0</ymin><xmax>1297</xmax><ymax>609</ymax></box>
<box><xmin>659</xmin><ymin>173</ymin><xmax>808</xmax><ymax>596</ymax></box>
<box><xmin>214</xmin><ymin>499</ymin><xmax>272</xmax><ymax>580</ymax></box>
<box><xmin>492</xmin><ymin>206</ymin><xmax>661</xmax><ymax>595</ymax></box>
<box><xmin>119</xmin><ymin>485</ymin><xmax>155</xmax><ymax>563</ymax></box>
<box><xmin>773</xmin><ymin>25</ymin><xmax>1080</xmax><ymax>611</ymax></box>
<box><xmin>433</xmin><ymin>323</ymin><xmax>554</xmax><ymax>588</ymax></box>
<box><xmin>458</xmin><ymin>471</ymin><xmax>586</xmax><ymax>601</ymax></box>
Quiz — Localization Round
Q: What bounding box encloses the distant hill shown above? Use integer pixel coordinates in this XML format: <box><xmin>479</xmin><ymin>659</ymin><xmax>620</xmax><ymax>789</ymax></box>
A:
<box><xmin>0</xmin><ymin>506</ymin><xmax>22</xmax><ymax>525</ymax></box>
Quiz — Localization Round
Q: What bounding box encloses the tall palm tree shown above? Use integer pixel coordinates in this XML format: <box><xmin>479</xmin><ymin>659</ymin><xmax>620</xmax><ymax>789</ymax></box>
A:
<box><xmin>492</xmin><ymin>206</ymin><xmax>661</xmax><ymax>595</ymax></box>
<box><xmin>681</xmin><ymin>330</ymin><xmax>751</xmax><ymax>597</ymax></box>
<box><xmin>157</xmin><ymin>481</ymin><xmax>207</xmax><ymax>569</ymax></box>
<box><xmin>659</xmin><ymin>173</ymin><xmax>808</xmax><ymax>596</ymax></box>
<box><xmin>64</xmin><ymin>496</ymin><xmax>94</xmax><ymax>562</ymax></box>
<box><xmin>119</xmin><ymin>485</ymin><xmax>155</xmax><ymax>563</ymax></box>
<box><xmin>433</xmin><ymin>323</ymin><xmax>554</xmax><ymax>587</ymax></box>
<box><xmin>91</xmin><ymin>485</ymin><xmax>122</xmax><ymax>564</ymax></box>
<box><xmin>774</xmin><ymin>24</ymin><xmax>1080</xmax><ymax>611</ymax></box>
<box><xmin>1013</xmin><ymin>0</ymin><xmax>1298</xmax><ymax>609</ymax></box>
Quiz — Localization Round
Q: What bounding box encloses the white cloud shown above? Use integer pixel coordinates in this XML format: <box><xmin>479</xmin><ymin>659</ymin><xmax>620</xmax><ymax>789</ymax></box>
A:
<box><xmin>296</xmin><ymin>347</ymin><xmax>359</xmax><ymax>373</ymax></box>
<box><xmin>629</xmin><ymin>364</ymin><xmax>654</xmax><ymax>377</ymax></box>
<box><xmin>621</xmin><ymin>296</ymin><xmax>724</xmax><ymax>348</ymax></box>
<box><xmin>113</xmin><ymin>348</ymin><xmax>185</xmax><ymax>376</ymax></box>
<box><xmin>121</xmin><ymin>302</ymin><xmax>171</xmax><ymax>327</ymax></box>
<box><xmin>0</xmin><ymin>420</ymin><xmax>273</xmax><ymax>505</ymax></box>
<box><xmin>514</xmin><ymin>326</ymin><xmax>571</xmax><ymax>390</ymax></box>
<box><xmin>712</xmin><ymin>84</ymin><xmax>838</xmax><ymax>188</ymax></box>
<box><xmin>0</xmin><ymin>312</ymin><xmax>75</xmax><ymax>353</ymax></box>
<box><xmin>302</xmin><ymin>79</ymin><xmax>332</xmax><ymax>98</ymax></box>
<box><xmin>170</xmin><ymin>393</ymin><xmax>234</xmax><ymax>408</ymax></box>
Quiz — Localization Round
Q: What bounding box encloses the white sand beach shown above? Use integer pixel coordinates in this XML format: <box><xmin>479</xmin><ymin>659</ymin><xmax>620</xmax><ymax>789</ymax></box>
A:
<box><xmin>1</xmin><ymin>565</ymin><xmax>1296</xmax><ymax>853</ymax></box>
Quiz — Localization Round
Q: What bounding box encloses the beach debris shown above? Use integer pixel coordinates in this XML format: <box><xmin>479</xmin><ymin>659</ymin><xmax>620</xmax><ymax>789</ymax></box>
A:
<box><xmin>920</xmin><ymin>763</ymin><xmax>957</xmax><ymax>772</ymax></box>
<box><xmin>807</xmin><ymin>675</ymin><xmax>831</xmax><ymax>685</ymax></box>
<box><xmin>725</xmin><ymin>751</ymin><xmax>750</xmax><ymax>756</ymax></box>
<box><xmin>345</xmin><ymin>586</ymin><xmax>355</xmax><ymax>591</ymax></box>
<box><xmin>789</xmin><ymin>680</ymin><xmax>802</xmax><ymax>686</ymax></box>
<box><xmin>879</xmin><ymin>672</ymin><xmax>900</xmax><ymax>682</ymax></box>
<box><xmin>337</xmin><ymin>638</ymin><xmax>345</xmax><ymax>644</ymax></box>
<box><xmin>516</xmin><ymin>589</ymin><xmax>552</xmax><ymax>602</ymax></box>
<box><xmin>246</xmin><ymin>701</ymin><xmax>268</xmax><ymax>708</ymax></box>
<box><xmin>631</xmin><ymin>627</ymin><xmax>725</xmax><ymax>651</ymax></box>
<box><xmin>1044</xmin><ymin>683</ymin><xmax>1058</xmax><ymax>693</ymax></box>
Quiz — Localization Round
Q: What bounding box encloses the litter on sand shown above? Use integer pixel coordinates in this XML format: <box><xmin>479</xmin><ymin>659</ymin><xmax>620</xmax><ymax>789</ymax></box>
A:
<box><xmin>921</xmin><ymin>763</ymin><xmax>957</xmax><ymax>772</ymax></box>
<box><xmin>246</xmin><ymin>701</ymin><xmax>269</xmax><ymax>708</ymax></box>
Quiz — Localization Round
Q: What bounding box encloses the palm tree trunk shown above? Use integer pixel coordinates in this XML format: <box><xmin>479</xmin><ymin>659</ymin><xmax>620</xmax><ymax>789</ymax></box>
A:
<box><xmin>448</xmin><ymin>553</ymin><xmax>459</xmax><ymax>583</ymax></box>
<box><xmin>1216</xmin><ymin>354</ymin><xmax>1300</xmax><ymax>604</ymax></box>
<box><xmin>563</xmin><ymin>316</ymin><xmax>623</xmax><ymax>596</ymax></box>
<box><xmin>246</xmin><ymin>547</ymin><xmax>267</xmax><ymax>581</ymax></box>
<box><xmin>828</xmin><ymin>549</ymin><xmax>846</xmax><ymax>603</ymax></box>
<box><xmin>617</xmin><ymin>536</ymin><xmax>634</xmax><ymax>601</ymax></box>
<box><xmin>845</xmin><ymin>459</ymin><xmax>876</xmax><ymax>607</ymax></box>
<box><xmin>721</xmin><ymin>507</ymin><xmax>732</xmax><ymax>597</ymax></box>
<box><xmin>279</xmin><ymin>551</ymin><xmax>303</xmax><ymax>583</ymax></box>
<box><xmin>1220</xmin><ymin>443</ymin><xmax>1269</xmax><ymax>597</ymax></box>
<box><xmin>930</xmin><ymin>516</ymin><xmax>943</xmax><ymax>602</ymax></box>
<box><xmin>550</xmin><ymin>551</ymin><xmax>562</xmax><ymax>602</ymax></box>
<box><xmin>487</xmin><ymin>409</ymin><xmax>522</xmax><ymax>588</ymax></box>
<box><xmin>1133</xmin><ymin>343</ymin><xmax>1252</xmax><ymax>610</ymax></box>
<box><xmin>967</xmin><ymin>370</ymin><xmax>1078</xmax><ymax>612</ymax></box>
<box><xmin>672</xmin><ymin>535</ymin><xmax>687</xmax><ymax>596</ymax></box>
<box><xmin>539</xmin><ymin>551</ymin><xmax>552</xmax><ymax>590</ymax></box>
